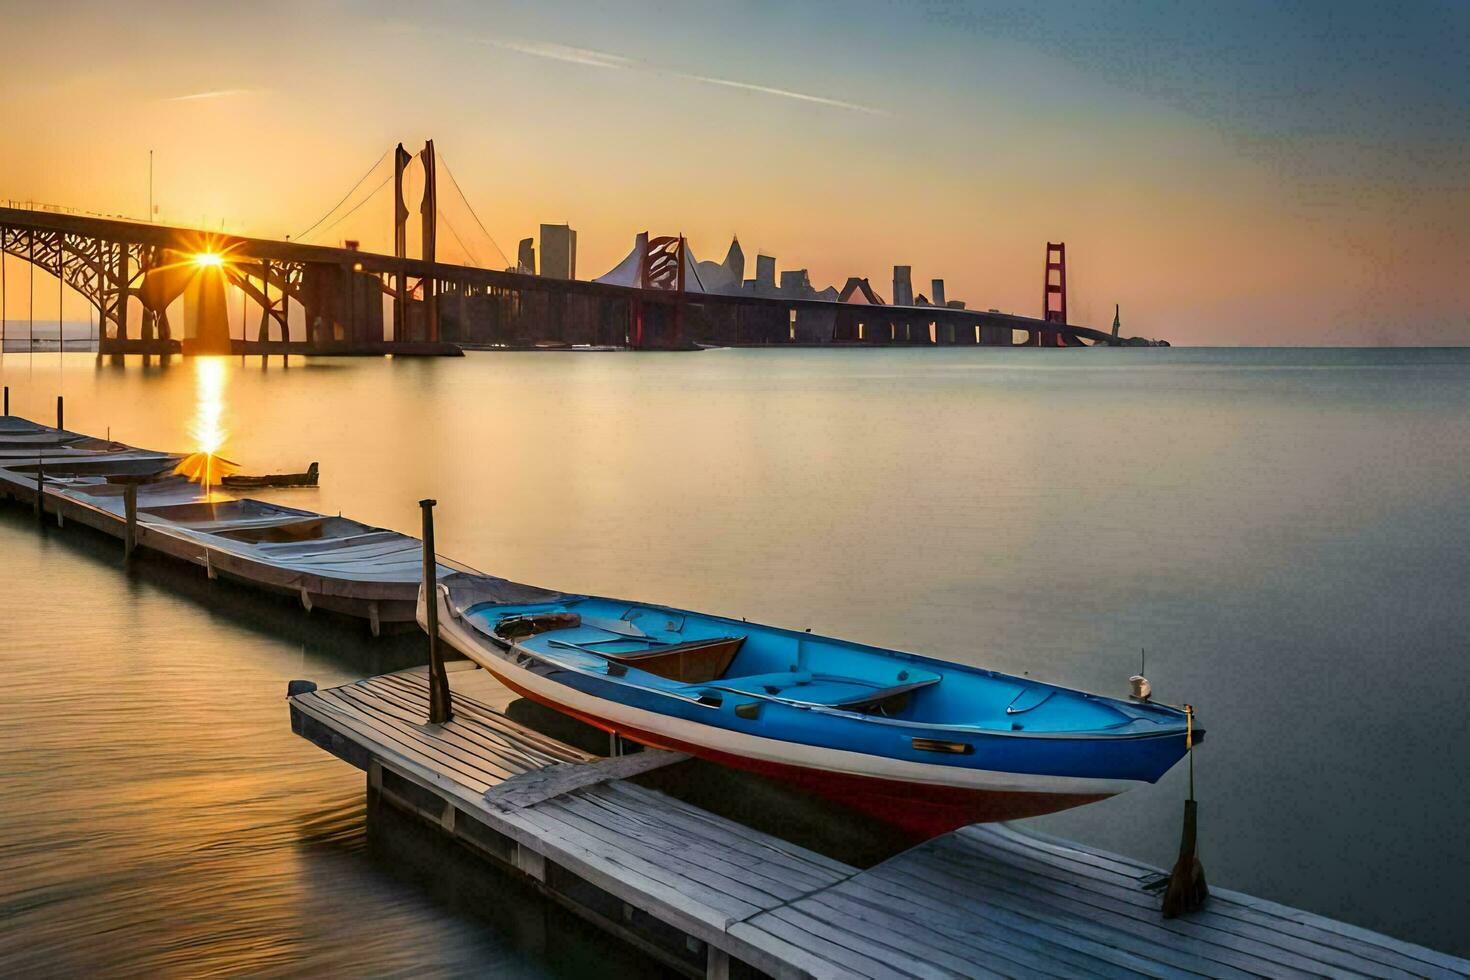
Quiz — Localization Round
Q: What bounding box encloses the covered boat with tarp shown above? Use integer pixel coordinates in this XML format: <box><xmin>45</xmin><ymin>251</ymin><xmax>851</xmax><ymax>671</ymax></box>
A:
<box><xmin>0</xmin><ymin>417</ymin><xmax>466</xmax><ymax>633</ymax></box>
<box><xmin>422</xmin><ymin>575</ymin><xmax>1203</xmax><ymax>838</ymax></box>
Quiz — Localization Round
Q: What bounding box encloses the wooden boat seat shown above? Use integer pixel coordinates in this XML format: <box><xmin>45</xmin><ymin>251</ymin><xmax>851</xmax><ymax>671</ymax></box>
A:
<box><xmin>545</xmin><ymin>634</ymin><xmax>746</xmax><ymax>684</ymax></box>
<box><xmin>706</xmin><ymin>670</ymin><xmax>941</xmax><ymax>713</ymax></box>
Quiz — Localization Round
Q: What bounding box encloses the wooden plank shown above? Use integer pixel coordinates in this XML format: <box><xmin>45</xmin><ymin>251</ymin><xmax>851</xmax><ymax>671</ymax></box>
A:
<box><xmin>926</xmin><ymin>836</ymin><xmax>1375</xmax><ymax>978</ymax></box>
<box><xmin>599</xmin><ymin>780</ymin><xmax>856</xmax><ymax>880</ymax></box>
<box><xmin>967</xmin><ymin>824</ymin><xmax>1158</xmax><ymax>880</ymax></box>
<box><xmin>572</xmin><ymin>785</ymin><xmax>844</xmax><ymax>895</ymax></box>
<box><xmin>482</xmin><ymin>750</ymin><xmax>688</xmax><ymax>811</ymax></box>
<box><xmin>873</xmin><ymin>859</ymin><xmax>1265</xmax><ymax>980</ymax></box>
<box><xmin>990</xmin><ymin>826</ymin><xmax>1463</xmax><ymax>977</ymax></box>
<box><xmin>507</xmin><ymin>803</ymin><xmax>762</xmax><ymax>920</ymax></box>
<box><xmin>297</xmin><ymin>691</ymin><xmax>500</xmax><ymax>792</ymax></box>
<box><xmin>829</xmin><ymin>874</ymin><xmax>1164</xmax><ymax>980</ymax></box>
<box><xmin>765</xmin><ymin>905</ymin><xmax>977</xmax><ymax>979</ymax></box>
<box><xmin>313</xmin><ymin>688</ymin><xmax>519</xmax><ymax>786</ymax></box>
<box><xmin>376</xmin><ymin>671</ymin><xmax>594</xmax><ymax>761</ymax></box>
<box><xmin>795</xmin><ymin>889</ymin><xmax>1090</xmax><ymax>980</ymax></box>
<box><xmin>908</xmin><ymin>843</ymin><xmax>1321</xmax><ymax>976</ymax></box>
<box><xmin>331</xmin><ymin>680</ymin><xmax>548</xmax><ymax>771</ymax></box>
<box><xmin>292</xmin><ymin>695</ymin><xmax>497</xmax><ymax>803</ymax></box>
<box><xmin>738</xmin><ymin>908</ymin><xmax>941</xmax><ymax>980</ymax></box>
<box><xmin>726</xmin><ymin>919</ymin><xmax>865</xmax><ymax>980</ymax></box>
<box><xmin>554</xmin><ymin>789</ymin><xmax>819</xmax><ymax>903</ymax></box>
<box><xmin>956</xmin><ymin>832</ymin><xmax>1416</xmax><ymax>979</ymax></box>
<box><xmin>1203</xmin><ymin>883</ymin><xmax>1470</xmax><ymax>977</ymax></box>
<box><xmin>493</xmin><ymin>805</ymin><xmax>753</xmax><ymax>932</ymax></box>
<box><xmin>352</xmin><ymin>678</ymin><xmax>571</xmax><ymax>771</ymax></box>
<box><xmin>530</xmin><ymin>795</ymin><xmax>787</xmax><ymax>910</ymax></box>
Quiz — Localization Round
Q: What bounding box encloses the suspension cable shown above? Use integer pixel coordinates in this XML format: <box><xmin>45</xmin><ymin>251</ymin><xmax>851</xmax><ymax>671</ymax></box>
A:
<box><xmin>294</xmin><ymin>147</ymin><xmax>391</xmax><ymax>242</ymax></box>
<box><xmin>436</xmin><ymin>154</ymin><xmax>509</xmax><ymax>269</ymax></box>
<box><xmin>436</xmin><ymin>212</ymin><xmax>481</xmax><ymax>268</ymax></box>
<box><xmin>308</xmin><ymin>172</ymin><xmax>394</xmax><ymax>246</ymax></box>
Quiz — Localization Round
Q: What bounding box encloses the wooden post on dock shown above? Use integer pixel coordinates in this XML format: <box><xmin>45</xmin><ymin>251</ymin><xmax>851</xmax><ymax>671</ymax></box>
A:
<box><xmin>3</xmin><ymin>386</ymin><xmax>9</xmax><ymax>415</ymax></box>
<box><xmin>419</xmin><ymin>498</ymin><xmax>452</xmax><ymax>724</ymax></box>
<box><xmin>123</xmin><ymin>483</ymin><xmax>138</xmax><ymax>564</ymax></box>
<box><xmin>56</xmin><ymin>395</ymin><xmax>63</xmax><ymax>431</ymax></box>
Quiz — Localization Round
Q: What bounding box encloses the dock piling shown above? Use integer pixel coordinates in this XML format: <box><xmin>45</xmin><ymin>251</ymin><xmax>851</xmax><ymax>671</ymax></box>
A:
<box><xmin>56</xmin><ymin>395</ymin><xmax>63</xmax><ymax>431</ymax></box>
<box><xmin>419</xmin><ymin>498</ymin><xmax>452</xmax><ymax>724</ymax></box>
<box><xmin>123</xmin><ymin>483</ymin><xmax>138</xmax><ymax>564</ymax></box>
<box><xmin>3</xmin><ymin>386</ymin><xmax>9</xmax><ymax>415</ymax></box>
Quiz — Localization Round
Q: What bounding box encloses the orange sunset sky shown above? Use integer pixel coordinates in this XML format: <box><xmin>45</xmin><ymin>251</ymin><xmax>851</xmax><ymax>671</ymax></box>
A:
<box><xmin>1</xmin><ymin>0</ymin><xmax>1466</xmax><ymax>345</ymax></box>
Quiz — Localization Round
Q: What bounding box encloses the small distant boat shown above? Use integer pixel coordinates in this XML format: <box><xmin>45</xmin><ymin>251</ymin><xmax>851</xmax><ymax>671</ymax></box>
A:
<box><xmin>222</xmin><ymin>462</ymin><xmax>319</xmax><ymax>490</ymax></box>
<box><xmin>424</xmin><ymin>578</ymin><xmax>1204</xmax><ymax>839</ymax></box>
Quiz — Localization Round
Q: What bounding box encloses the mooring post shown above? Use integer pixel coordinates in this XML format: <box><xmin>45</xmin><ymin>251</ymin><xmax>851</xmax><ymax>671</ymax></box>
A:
<box><xmin>419</xmin><ymin>498</ymin><xmax>452</xmax><ymax>724</ymax></box>
<box><xmin>123</xmin><ymin>482</ymin><xmax>138</xmax><ymax>564</ymax></box>
<box><xmin>3</xmin><ymin>386</ymin><xmax>9</xmax><ymax>416</ymax></box>
<box><xmin>56</xmin><ymin>395</ymin><xmax>63</xmax><ymax>431</ymax></box>
<box><xmin>34</xmin><ymin>456</ymin><xmax>44</xmax><ymax>524</ymax></box>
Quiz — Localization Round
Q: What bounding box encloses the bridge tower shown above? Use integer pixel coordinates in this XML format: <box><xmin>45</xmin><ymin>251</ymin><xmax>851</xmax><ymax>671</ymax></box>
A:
<box><xmin>1043</xmin><ymin>242</ymin><xmax>1067</xmax><ymax>324</ymax></box>
<box><xmin>420</xmin><ymin>140</ymin><xmax>439</xmax><ymax>343</ymax></box>
<box><xmin>392</xmin><ymin>143</ymin><xmax>411</xmax><ymax>342</ymax></box>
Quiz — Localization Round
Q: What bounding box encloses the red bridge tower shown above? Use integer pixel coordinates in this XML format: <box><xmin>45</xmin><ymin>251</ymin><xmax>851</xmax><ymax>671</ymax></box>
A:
<box><xmin>1043</xmin><ymin>242</ymin><xmax>1067</xmax><ymax>324</ymax></box>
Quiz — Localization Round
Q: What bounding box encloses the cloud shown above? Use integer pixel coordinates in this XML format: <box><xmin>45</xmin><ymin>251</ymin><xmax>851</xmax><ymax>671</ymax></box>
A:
<box><xmin>476</xmin><ymin>37</ymin><xmax>633</xmax><ymax>70</ymax></box>
<box><xmin>477</xmin><ymin>33</ymin><xmax>885</xmax><ymax>115</ymax></box>
<box><xmin>673</xmin><ymin>71</ymin><xmax>885</xmax><ymax>115</ymax></box>
<box><xmin>161</xmin><ymin>87</ymin><xmax>266</xmax><ymax>103</ymax></box>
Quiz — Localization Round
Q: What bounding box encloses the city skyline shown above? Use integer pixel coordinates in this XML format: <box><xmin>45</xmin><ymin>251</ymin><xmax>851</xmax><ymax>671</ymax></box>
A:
<box><xmin>1</xmin><ymin>0</ymin><xmax>1466</xmax><ymax>344</ymax></box>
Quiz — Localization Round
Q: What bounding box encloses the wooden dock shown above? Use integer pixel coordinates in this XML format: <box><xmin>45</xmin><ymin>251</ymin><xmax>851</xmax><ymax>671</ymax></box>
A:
<box><xmin>290</xmin><ymin>665</ymin><xmax>1469</xmax><ymax>979</ymax></box>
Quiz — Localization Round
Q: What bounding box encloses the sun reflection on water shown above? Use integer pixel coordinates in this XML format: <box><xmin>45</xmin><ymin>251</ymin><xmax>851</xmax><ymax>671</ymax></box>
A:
<box><xmin>187</xmin><ymin>357</ymin><xmax>230</xmax><ymax>492</ymax></box>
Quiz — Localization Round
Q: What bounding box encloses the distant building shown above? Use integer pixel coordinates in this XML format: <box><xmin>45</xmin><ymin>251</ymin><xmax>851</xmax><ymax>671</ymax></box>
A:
<box><xmin>691</xmin><ymin>236</ymin><xmax>748</xmax><ymax>294</ymax></box>
<box><xmin>931</xmin><ymin>279</ymin><xmax>946</xmax><ymax>307</ymax></box>
<box><xmin>517</xmin><ymin>238</ymin><xmax>536</xmax><ymax>275</ymax></box>
<box><xmin>539</xmin><ymin>223</ymin><xmax>577</xmax><ymax>279</ymax></box>
<box><xmin>755</xmin><ymin>254</ymin><xmax>776</xmax><ymax>285</ymax></box>
<box><xmin>723</xmin><ymin>238</ymin><xmax>745</xmax><ymax>283</ymax></box>
<box><xmin>839</xmin><ymin>277</ymin><xmax>885</xmax><ymax>305</ymax></box>
<box><xmin>780</xmin><ymin>269</ymin><xmax>814</xmax><ymax>298</ymax></box>
<box><xmin>892</xmin><ymin>266</ymin><xmax>914</xmax><ymax>307</ymax></box>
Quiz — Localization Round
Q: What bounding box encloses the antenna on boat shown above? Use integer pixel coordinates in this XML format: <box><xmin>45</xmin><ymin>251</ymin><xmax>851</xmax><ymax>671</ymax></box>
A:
<box><xmin>1129</xmin><ymin>648</ymin><xmax>1152</xmax><ymax>701</ymax></box>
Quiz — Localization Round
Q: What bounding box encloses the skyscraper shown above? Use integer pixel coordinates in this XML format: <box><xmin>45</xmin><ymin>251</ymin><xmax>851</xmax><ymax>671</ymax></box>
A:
<box><xmin>893</xmin><ymin>266</ymin><xmax>914</xmax><ymax>307</ymax></box>
<box><xmin>540</xmin><ymin>224</ymin><xmax>577</xmax><ymax>280</ymax></box>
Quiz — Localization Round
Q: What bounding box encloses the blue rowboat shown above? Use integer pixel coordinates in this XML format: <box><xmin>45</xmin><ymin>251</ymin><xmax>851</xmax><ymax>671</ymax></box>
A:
<box><xmin>425</xmin><ymin>574</ymin><xmax>1202</xmax><ymax>838</ymax></box>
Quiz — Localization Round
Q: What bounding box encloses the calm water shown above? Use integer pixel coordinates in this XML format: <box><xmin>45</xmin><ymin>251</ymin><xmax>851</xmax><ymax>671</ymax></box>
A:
<box><xmin>2</xmin><ymin>346</ymin><xmax>1468</xmax><ymax>971</ymax></box>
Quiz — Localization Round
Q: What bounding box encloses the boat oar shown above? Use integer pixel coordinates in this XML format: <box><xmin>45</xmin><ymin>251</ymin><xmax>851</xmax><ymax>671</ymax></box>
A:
<box><xmin>1162</xmin><ymin>704</ymin><xmax>1209</xmax><ymax>918</ymax></box>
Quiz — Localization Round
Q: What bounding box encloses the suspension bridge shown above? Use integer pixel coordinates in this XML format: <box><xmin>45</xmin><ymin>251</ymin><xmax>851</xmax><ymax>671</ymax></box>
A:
<box><xmin>0</xmin><ymin>141</ymin><xmax>1121</xmax><ymax>356</ymax></box>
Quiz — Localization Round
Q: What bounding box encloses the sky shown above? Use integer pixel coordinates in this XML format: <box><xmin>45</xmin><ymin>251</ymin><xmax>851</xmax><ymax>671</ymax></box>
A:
<box><xmin>0</xmin><ymin>0</ymin><xmax>1466</xmax><ymax>345</ymax></box>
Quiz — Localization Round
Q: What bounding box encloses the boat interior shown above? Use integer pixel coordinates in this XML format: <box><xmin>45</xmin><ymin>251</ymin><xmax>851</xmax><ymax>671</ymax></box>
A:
<box><xmin>136</xmin><ymin>499</ymin><xmax>385</xmax><ymax>544</ymax></box>
<box><xmin>467</xmin><ymin>597</ymin><xmax>1185</xmax><ymax>736</ymax></box>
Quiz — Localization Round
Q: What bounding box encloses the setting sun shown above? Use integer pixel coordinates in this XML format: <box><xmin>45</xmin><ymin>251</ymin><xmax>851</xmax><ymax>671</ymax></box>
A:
<box><xmin>193</xmin><ymin>251</ymin><xmax>224</xmax><ymax>268</ymax></box>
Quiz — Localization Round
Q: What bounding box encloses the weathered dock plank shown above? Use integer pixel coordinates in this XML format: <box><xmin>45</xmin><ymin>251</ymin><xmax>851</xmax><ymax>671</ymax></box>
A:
<box><xmin>287</xmin><ymin>665</ymin><xmax>1470</xmax><ymax>979</ymax></box>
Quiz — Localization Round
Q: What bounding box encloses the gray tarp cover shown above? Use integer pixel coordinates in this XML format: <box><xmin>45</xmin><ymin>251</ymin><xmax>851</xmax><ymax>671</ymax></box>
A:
<box><xmin>440</xmin><ymin>571</ymin><xmax>573</xmax><ymax>618</ymax></box>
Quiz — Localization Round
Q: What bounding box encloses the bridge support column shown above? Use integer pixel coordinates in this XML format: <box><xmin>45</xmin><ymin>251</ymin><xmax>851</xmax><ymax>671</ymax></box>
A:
<box><xmin>980</xmin><ymin>323</ymin><xmax>1008</xmax><ymax>346</ymax></box>
<box><xmin>113</xmin><ymin>240</ymin><xmax>130</xmax><ymax>349</ymax></box>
